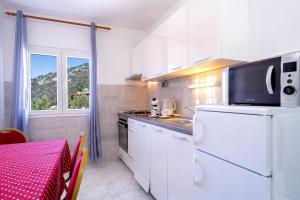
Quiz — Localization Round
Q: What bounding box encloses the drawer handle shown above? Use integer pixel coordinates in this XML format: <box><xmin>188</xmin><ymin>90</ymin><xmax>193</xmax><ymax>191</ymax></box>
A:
<box><xmin>172</xmin><ymin>134</ymin><xmax>187</xmax><ymax>141</ymax></box>
<box><xmin>128</xmin><ymin>128</ymin><xmax>135</xmax><ymax>132</ymax></box>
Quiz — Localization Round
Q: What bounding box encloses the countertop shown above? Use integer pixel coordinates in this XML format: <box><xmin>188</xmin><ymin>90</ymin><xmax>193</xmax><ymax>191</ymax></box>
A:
<box><xmin>119</xmin><ymin>113</ymin><xmax>193</xmax><ymax>136</ymax></box>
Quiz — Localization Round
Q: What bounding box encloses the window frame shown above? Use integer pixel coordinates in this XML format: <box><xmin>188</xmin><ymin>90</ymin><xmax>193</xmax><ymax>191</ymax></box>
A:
<box><xmin>28</xmin><ymin>46</ymin><xmax>90</xmax><ymax>116</ymax></box>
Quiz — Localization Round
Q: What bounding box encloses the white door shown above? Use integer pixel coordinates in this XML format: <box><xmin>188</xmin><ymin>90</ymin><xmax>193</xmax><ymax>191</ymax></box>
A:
<box><xmin>249</xmin><ymin>0</ymin><xmax>300</xmax><ymax>60</ymax></box>
<box><xmin>273</xmin><ymin>113</ymin><xmax>300</xmax><ymax>200</ymax></box>
<box><xmin>168</xmin><ymin>130</ymin><xmax>193</xmax><ymax>200</ymax></box>
<box><xmin>143</xmin><ymin>34</ymin><xmax>167</xmax><ymax>79</ymax></box>
<box><xmin>128</xmin><ymin>124</ymin><xmax>135</xmax><ymax>167</ymax></box>
<box><xmin>150</xmin><ymin>125</ymin><xmax>168</xmax><ymax>200</ymax></box>
<box><xmin>193</xmin><ymin>150</ymin><xmax>271</xmax><ymax>200</ymax></box>
<box><xmin>220</xmin><ymin>0</ymin><xmax>250</xmax><ymax>61</ymax></box>
<box><xmin>130</xmin><ymin>42</ymin><xmax>146</xmax><ymax>76</ymax></box>
<box><xmin>193</xmin><ymin>111</ymin><xmax>272</xmax><ymax>176</ymax></box>
<box><xmin>130</xmin><ymin>47</ymin><xmax>140</xmax><ymax>76</ymax></box>
<box><xmin>134</xmin><ymin>121</ymin><xmax>150</xmax><ymax>192</ymax></box>
<box><xmin>167</xmin><ymin>2</ymin><xmax>188</xmax><ymax>72</ymax></box>
<box><xmin>187</xmin><ymin>0</ymin><xmax>219</xmax><ymax>66</ymax></box>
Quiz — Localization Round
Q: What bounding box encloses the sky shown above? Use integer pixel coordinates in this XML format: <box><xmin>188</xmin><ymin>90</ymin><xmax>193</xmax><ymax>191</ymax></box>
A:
<box><xmin>31</xmin><ymin>54</ymin><xmax>89</xmax><ymax>78</ymax></box>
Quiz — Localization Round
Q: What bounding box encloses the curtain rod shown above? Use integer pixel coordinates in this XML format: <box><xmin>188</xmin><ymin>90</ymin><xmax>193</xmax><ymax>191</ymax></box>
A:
<box><xmin>5</xmin><ymin>11</ymin><xmax>111</xmax><ymax>31</ymax></box>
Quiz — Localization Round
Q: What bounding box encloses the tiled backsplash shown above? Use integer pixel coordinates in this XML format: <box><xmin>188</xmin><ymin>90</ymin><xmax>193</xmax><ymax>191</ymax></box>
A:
<box><xmin>3</xmin><ymin>69</ymin><xmax>223</xmax><ymax>162</ymax></box>
<box><xmin>147</xmin><ymin>69</ymin><xmax>223</xmax><ymax>118</ymax></box>
<box><xmin>3</xmin><ymin>82</ymin><xmax>148</xmax><ymax>162</ymax></box>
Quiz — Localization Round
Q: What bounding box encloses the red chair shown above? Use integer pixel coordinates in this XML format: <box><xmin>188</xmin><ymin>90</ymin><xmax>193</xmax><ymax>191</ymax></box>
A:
<box><xmin>66</xmin><ymin>132</ymin><xmax>86</xmax><ymax>182</ymax></box>
<box><xmin>63</xmin><ymin>148</ymin><xmax>88</xmax><ymax>200</ymax></box>
<box><xmin>0</xmin><ymin>128</ymin><xmax>28</xmax><ymax>144</ymax></box>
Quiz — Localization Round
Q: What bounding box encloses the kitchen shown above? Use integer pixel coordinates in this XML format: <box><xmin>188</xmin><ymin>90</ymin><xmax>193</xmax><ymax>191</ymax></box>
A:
<box><xmin>117</xmin><ymin>0</ymin><xmax>300</xmax><ymax>199</ymax></box>
<box><xmin>0</xmin><ymin>0</ymin><xmax>299</xmax><ymax>199</ymax></box>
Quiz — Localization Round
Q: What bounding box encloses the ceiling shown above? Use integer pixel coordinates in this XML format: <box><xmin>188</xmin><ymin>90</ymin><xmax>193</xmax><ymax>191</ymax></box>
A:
<box><xmin>0</xmin><ymin>0</ymin><xmax>179</xmax><ymax>30</ymax></box>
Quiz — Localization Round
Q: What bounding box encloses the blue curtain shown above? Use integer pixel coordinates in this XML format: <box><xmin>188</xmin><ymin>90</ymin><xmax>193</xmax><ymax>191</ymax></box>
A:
<box><xmin>88</xmin><ymin>22</ymin><xmax>101</xmax><ymax>160</ymax></box>
<box><xmin>11</xmin><ymin>10</ymin><xmax>29</xmax><ymax>138</ymax></box>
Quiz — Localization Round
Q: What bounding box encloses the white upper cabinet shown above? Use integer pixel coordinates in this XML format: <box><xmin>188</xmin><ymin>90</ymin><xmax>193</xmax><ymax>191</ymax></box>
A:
<box><xmin>131</xmin><ymin>23</ymin><xmax>167</xmax><ymax>81</ymax></box>
<box><xmin>130</xmin><ymin>41</ymin><xmax>146</xmax><ymax>76</ymax></box>
<box><xmin>187</xmin><ymin>0</ymin><xmax>219</xmax><ymax>66</ymax></box>
<box><xmin>220</xmin><ymin>0</ymin><xmax>250</xmax><ymax>61</ymax></box>
<box><xmin>143</xmin><ymin>24</ymin><xmax>168</xmax><ymax>80</ymax></box>
<box><xmin>167</xmin><ymin>1</ymin><xmax>188</xmax><ymax>72</ymax></box>
<box><xmin>249</xmin><ymin>0</ymin><xmax>300</xmax><ymax>61</ymax></box>
<box><xmin>187</xmin><ymin>0</ymin><xmax>250</xmax><ymax>64</ymax></box>
<box><xmin>130</xmin><ymin>0</ymin><xmax>250</xmax><ymax>81</ymax></box>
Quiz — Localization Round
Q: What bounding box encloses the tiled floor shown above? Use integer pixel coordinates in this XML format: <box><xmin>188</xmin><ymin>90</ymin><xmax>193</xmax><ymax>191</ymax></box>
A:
<box><xmin>78</xmin><ymin>160</ymin><xmax>154</xmax><ymax>200</ymax></box>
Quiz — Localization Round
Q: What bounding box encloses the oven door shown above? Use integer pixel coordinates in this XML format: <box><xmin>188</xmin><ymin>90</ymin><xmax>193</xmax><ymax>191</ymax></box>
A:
<box><xmin>229</xmin><ymin>57</ymin><xmax>281</xmax><ymax>106</ymax></box>
<box><xmin>118</xmin><ymin>121</ymin><xmax>128</xmax><ymax>153</ymax></box>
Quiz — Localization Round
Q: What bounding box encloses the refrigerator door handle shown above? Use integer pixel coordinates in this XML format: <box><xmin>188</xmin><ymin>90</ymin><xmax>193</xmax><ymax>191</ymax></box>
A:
<box><xmin>193</xmin><ymin>114</ymin><xmax>203</xmax><ymax>145</ymax></box>
<box><xmin>193</xmin><ymin>154</ymin><xmax>204</xmax><ymax>186</ymax></box>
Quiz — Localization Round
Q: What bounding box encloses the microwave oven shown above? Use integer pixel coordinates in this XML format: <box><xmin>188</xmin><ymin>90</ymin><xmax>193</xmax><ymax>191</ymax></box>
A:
<box><xmin>225</xmin><ymin>52</ymin><xmax>300</xmax><ymax>107</ymax></box>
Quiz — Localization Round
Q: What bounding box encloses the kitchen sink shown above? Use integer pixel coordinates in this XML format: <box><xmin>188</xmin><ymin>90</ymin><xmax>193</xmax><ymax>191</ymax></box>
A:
<box><xmin>165</xmin><ymin>118</ymin><xmax>193</xmax><ymax>126</ymax></box>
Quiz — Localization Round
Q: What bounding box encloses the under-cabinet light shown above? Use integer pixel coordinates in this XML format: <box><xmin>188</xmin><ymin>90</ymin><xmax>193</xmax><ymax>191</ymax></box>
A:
<box><xmin>188</xmin><ymin>82</ymin><xmax>221</xmax><ymax>89</ymax></box>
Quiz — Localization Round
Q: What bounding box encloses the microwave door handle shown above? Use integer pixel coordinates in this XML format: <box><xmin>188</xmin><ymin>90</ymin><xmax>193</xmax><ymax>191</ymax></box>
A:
<box><xmin>266</xmin><ymin>65</ymin><xmax>274</xmax><ymax>94</ymax></box>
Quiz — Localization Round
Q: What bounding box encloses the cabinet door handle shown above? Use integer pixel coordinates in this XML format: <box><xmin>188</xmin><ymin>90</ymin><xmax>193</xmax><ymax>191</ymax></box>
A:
<box><xmin>153</xmin><ymin>127</ymin><xmax>163</xmax><ymax>133</ymax></box>
<box><xmin>170</xmin><ymin>66</ymin><xmax>183</xmax><ymax>71</ymax></box>
<box><xmin>128</xmin><ymin>128</ymin><xmax>135</xmax><ymax>132</ymax></box>
<box><xmin>193</xmin><ymin>114</ymin><xmax>203</xmax><ymax>145</ymax></box>
<box><xmin>193</xmin><ymin>154</ymin><xmax>204</xmax><ymax>186</ymax></box>
<box><xmin>172</xmin><ymin>134</ymin><xmax>187</xmax><ymax>141</ymax></box>
<box><xmin>193</xmin><ymin>56</ymin><xmax>209</xmax><ymax>64</ymax></box>
<box><xmin>154</xmin><ymin>72</ymin><xmax>163</xmax><ymax>77</ymax></box>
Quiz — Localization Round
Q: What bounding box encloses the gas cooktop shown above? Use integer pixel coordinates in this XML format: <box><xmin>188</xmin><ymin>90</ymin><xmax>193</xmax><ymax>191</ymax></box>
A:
<box><xmin>123</xmin><ymin>110</ymin><xmax>150</xmax><ymax>114</ymax></box>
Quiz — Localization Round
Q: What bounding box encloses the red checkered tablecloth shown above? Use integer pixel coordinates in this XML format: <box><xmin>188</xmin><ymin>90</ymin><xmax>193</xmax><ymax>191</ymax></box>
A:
<box><xmin>0</xmin><ymin>140</ymin><xmax>71</xmax><ymax>200</ymax></box>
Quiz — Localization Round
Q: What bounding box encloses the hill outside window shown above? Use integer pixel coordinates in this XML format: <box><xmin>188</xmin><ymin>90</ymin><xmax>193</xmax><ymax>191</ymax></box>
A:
<box><xmin>29</xmin><ymin>47</ymin><xmax>90</xmax><ymax>115</ymax></box>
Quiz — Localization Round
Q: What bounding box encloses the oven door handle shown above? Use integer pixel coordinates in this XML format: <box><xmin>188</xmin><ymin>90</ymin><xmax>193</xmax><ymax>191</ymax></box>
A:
<box><xmin>266</xmin><ymin>65</ymin><xmax>274</xmax><ymax>94</ymax></box>
<box><xmin>118</xmin><ymin>122</ymin><xmax>128</xmax><ymax>128</ymax></box>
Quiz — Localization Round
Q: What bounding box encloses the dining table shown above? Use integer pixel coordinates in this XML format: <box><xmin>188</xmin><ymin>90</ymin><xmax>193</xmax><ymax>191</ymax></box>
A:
<box><xmin>0</xmin><ymin>140</ymin><xmax>71</xmax><ymax>200</ymax></box>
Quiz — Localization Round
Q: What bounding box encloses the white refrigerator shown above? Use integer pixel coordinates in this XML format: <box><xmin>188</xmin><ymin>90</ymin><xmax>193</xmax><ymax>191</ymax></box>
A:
<box><xmin>193</xmin><ymin>105</ymin><xmax>300</xmax><ymax>200</ymax></box>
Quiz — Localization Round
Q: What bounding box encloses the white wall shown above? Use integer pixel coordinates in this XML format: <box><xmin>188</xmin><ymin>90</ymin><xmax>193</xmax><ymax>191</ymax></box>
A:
<box><xmin>3</xmin><ymin>15</ymin><xmax>145</xmax><ymax>85</ymax></box>
<box><xmin>0</xmin><ymin>5</ymin><xmax>4</xmax><ymax>128</ymax></box>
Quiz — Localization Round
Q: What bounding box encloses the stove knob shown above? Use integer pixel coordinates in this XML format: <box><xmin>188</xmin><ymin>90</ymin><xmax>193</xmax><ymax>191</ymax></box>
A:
<box><xmin>283</xmin><ymin>86</ymin><xmax>296</xmax><ymax>95</ymax></box>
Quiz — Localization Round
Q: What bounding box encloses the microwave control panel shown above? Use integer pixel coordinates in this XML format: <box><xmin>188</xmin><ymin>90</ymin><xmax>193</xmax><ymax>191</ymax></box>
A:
<box><xmin>281</xmin><ymin>53</ymin><xmax>300</xmax><ymax>107</ymax></box>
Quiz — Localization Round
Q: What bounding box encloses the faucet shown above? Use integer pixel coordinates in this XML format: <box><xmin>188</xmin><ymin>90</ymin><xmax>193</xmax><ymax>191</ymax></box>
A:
<box><xmin>184</xmin><ymin>106</ymin><xmax>195</xmax><ymax>114</ymax></box>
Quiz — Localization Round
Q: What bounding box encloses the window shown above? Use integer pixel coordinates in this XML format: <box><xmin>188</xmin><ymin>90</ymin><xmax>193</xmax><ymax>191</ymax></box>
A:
<box><xmin>31</xmin><ymin>54</ymin><xmax>58</xmax><ymax>111</ymax></box>
<box><xmin>67</xmin><ymin>57</ymin><xmax>89</xmax><ymax>109</ymax></box>
<box><xmin>29</xmin><ymin>47</ymin><xmax>90</xmax><ymax>115</ymax></box>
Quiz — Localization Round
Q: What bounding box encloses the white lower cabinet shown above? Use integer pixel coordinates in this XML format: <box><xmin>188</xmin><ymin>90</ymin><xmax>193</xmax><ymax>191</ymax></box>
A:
<box><xmin>128</xmin><ymin>119</ymin><xmax>138</xmax><ymax>172</ymax></box>
<box><xmin>133</xmin><ymin>121</ymin><xmax>150</xmax><ymax>192</ymax></box>
<box><xmin>150</xmin><ymin>125</ymin><xmax>168</xmax><ymax>200</ymax></box>
<box><xmin>129</xmin><ymin>119</ymin><xmax>194</xmax><ymax>200</ymax></box>
<box><xmin>168</xmin><ymin>131</ymin><xmax>193</xmax><ymax>200</ymax></box>
<box><xmin>193</xmin><ymin>150</ymin><xmax>271</xmax><ymax>200</ymax></box>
